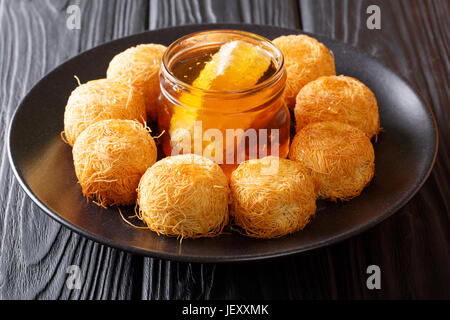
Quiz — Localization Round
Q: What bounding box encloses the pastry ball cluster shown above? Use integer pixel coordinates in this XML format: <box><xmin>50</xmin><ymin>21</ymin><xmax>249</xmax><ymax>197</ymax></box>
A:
<box><xmin>61</xmin><ymin>31</ymin><xmax>381</xmax><ymax>240</ymax></box>
<box><xmin>64</xmin><ymin>43</ymin><xmax>166</xmax><ymax>205</ymax></box>
<box><xmin>272</xmin><ymin>34</ymin><xmax>379</xmax><ymax>203</ymax></box>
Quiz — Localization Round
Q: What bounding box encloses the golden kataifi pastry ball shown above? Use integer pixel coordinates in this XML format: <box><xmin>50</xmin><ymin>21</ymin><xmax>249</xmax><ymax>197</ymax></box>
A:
<box><xmin>295</xmin><ymin>75</ymin><xmax>380</xmax><ymax>138</ymax></box>
<box><xmin>73</xmin><ymin>119</ymin><xmax>157</xmax><ymax>206</ymax></box>
<box><xmin>230</xmin><ymin>156</ymin><xmax>316</xmax><ymax>238</ymax></box>
<box><xmin>272</xmin><ymin>34</ymin><xmax>336</xmax><ymax>108</ymax></box>
<box><xmin>63</xmin><ymin>78</ymin><xmax>146</xmax><ymax>146</ymax></box>
<box><xmin>289</xmin><ymin>121</ymin><xmax>375</xmax><ymax>201</ymax></box>
<box><xmin>106</xmin><ymin>43</ymin><xmax>166</xmax><ymax>121</ymax></box>
<box><xmin>137</xmin><ymin>154</ymin><xmax>229</xmax><ymax>239</ymax></box>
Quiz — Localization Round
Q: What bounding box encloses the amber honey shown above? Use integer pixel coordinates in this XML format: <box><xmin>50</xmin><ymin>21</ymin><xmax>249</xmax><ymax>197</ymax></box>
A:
<box><xmin>158</xmin><ymin>30</ymin><xmax>290</xmax><ymax>177</ymax></box>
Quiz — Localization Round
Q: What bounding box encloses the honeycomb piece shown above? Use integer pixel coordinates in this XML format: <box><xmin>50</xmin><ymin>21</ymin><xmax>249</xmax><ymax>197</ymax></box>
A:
<box><xmin>193</xmin><ymin>40</ymin><xmax>271</xmax><ymax>91</ymax></box>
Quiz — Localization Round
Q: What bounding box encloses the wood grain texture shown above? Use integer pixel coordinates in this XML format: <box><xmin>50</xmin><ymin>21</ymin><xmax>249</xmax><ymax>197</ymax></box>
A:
<box><xmin>0</xmin><ymin>0</ymin><xmax>149</xmax><ymax>299</ymax></box>
<box><xmin>300</xmin><ymin>0</ymin><xmax>449</xmax><ymax>299</ymax></box>
<box><xmin>0</xmin><ymin>0</ymin><xmax>448</xmax><ymax>300</ymax></box>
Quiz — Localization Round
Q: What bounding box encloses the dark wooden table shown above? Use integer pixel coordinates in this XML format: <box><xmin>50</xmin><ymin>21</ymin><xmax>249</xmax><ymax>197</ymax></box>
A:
<box><xmin>0</xmin><ymin>0</ymin><xmax>448</xmax><ymax>300</ymax></box>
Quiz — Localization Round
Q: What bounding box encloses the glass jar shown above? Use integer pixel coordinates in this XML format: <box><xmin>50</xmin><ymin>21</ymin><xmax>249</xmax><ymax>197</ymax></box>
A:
<box><xmin>158</xmin><ymin>30</ymin><xmax>289</xmax><ymax>177</ymax></box>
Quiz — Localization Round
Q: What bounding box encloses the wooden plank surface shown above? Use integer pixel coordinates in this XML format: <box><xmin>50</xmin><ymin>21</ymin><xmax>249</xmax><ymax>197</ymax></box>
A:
<box><xmin>0</xmin><ymin>0</ymin><xmax>152</xmax><ymax>300</ymax></box>
<box><xmin>300</xmin><ymin>0</ymin><xmax>449</xmax><ymax>299</ymax></box>
<box><xmin>0</xmin><ymin>0</ymin><xmax>448</xmax><ymax>299</ymax></box>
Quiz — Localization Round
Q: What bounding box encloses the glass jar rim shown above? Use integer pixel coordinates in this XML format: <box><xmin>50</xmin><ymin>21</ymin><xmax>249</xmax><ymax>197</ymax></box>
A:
<box><xmin>160</xmin><ymin>29</ymin><xmax>285</xmax><ymax>97</ymax></box>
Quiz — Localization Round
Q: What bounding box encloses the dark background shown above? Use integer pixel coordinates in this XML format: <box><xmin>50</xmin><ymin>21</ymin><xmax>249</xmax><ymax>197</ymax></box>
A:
<box><xmin>0</xmin><ymin>0</ymin><xmax>448</xmax><ymax>299</ymax></box>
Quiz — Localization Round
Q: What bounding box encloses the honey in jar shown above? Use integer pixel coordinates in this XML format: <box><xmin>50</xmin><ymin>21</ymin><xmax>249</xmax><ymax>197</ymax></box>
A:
<box><xmin>158</xmin><ymin>30</ymin><xmax>290</xmax><ymax>177</ymax></box>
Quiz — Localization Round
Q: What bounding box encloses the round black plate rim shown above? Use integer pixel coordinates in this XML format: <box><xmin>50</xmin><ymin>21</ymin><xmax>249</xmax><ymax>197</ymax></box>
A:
<box><xmin>7</xmin><ymin>23</ymin><xmax>439</xmax><ymax>263</ymax></box>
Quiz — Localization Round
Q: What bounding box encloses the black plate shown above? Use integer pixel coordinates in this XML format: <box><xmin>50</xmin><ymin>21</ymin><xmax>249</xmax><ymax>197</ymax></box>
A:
<box><xmin>7</xmin><ymin>24</ymin><xmax>438</xmax><ymax>263</ymax></box>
